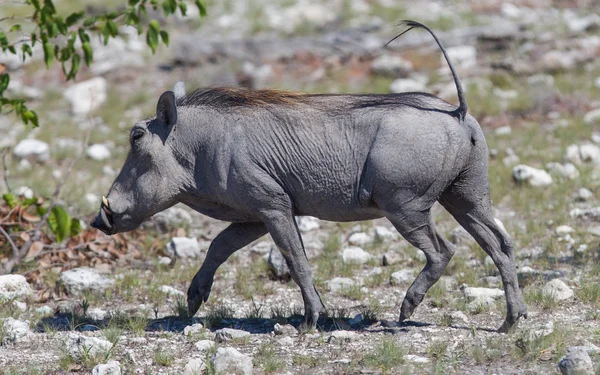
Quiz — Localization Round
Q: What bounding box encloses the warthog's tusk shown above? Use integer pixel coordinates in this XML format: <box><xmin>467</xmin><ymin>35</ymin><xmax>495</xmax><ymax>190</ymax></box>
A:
<box><xmin>102</xmin><ymin>196</ymin><xmax>109</xmax><ymax>208</ymax></box>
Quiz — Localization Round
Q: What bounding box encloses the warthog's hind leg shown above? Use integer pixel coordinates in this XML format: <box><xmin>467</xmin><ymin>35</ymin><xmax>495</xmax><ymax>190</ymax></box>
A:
<box><xmin>382</xmin><ymin>205</ymin><xmax>457</xmax><ymax>324</ymax></box>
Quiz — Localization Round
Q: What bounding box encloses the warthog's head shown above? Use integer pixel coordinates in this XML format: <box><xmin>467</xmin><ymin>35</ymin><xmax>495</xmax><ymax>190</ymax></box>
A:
<box><xmin>91</xmin><ymin>88</ymin><xmax>186</xmax><ymax>235</ymax></box>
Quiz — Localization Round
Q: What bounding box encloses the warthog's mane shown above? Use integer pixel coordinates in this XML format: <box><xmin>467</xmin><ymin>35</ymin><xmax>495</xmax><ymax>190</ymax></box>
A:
<box><xmin>176</xmin><ymin>87</ymin><xmax>309</xmax><ymax>108</ymax></box>
<box><xmin>176</xmin><ymin>86</ymin><xmax>455</xmax><ymax>115</ymax></box>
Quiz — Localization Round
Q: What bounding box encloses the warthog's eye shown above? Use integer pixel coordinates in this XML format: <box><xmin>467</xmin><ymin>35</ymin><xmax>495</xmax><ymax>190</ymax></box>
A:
<box><xmin>131</xmin><ymin>128</ymin><xmax>145</xmax><ymax>143</ymax></box>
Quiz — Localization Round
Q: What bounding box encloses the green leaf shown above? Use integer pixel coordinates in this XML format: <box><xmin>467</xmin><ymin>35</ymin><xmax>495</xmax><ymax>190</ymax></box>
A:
<box><xmin>43</xmin><ymin>42</ymin><xmax>54</xmax><ymax>68</ymax></box>
<box><xmin>161</xmin><ymin>1</ymin><xmax>172</xmax><ymax>14</ymax></box>
<box><xmin>107</xmin><ymin>20</ymin><xmax>118</xmax><ymax>37</ymax></box>
<box><xmin>65</xmin><ymin>11</ymin><xmax>85</xmax><ymax>27</ymax></box>
<box><xmin>59</xmin><ymin>46</ymin><xmax>71</xmax><ymax>62</ymax></box>
<box><xmin>47</xmin><ymin>205</ymin><xmax>71</xmax><ymax>243</ymax></box>
<box><xmin>67</xmin><ymin>53</ymin><xmax>80</xmax><ymax>80</ymax></box>
<box><xmin>0</xmin><ymin>74</ymin><xmax>9</xmax><ymax>95</ymax></box>
<box><xmin>70</xmin><ymin>218</ymin><xmax>82</xmax><ymax>237</ymax></box>
<box><xmin>159</xmin><ymin>30</ymin><xmax>169</xmax><ymax>46</ymax></box>
<box><xmin>22</xmin><ymin>44</ymin><xmax>32</xmax><ymax>59</ymax></box>
<box><xmin>105</xmin><ymin>11</ymin><xmax>119</xmax><ymax>20</ymax></box>
<box><xmin>30</xmin><ymin>33</ymin><xmax>37</xmax><ymax>47</ymax></box>
<box><xmin>128</xmin><ymin>0</ymin><xmax>140</xmax><ymax>5</ymax></box>
<box><xmin>149</xmin><ymin>19</ymin><xmax>160</xmax><ymax>33</ymax></box>
<box><xmin>195</xmin><ymin>0</ymin><xmax>207</xmax><ymax>16</ymax></box>
<box><xmin>9</xmin><ymin>24</ymin><xmax>21</xmax><ymax>32</ymax></box>
<box><xmin>2</xmin><ymin>193</ymin><xmax>18</xmax><ymax>209</ymax></box>
<box><xmin>83</xmin><ymin>16</ymin><xmax>97</xmax><ymax>27</ymax></box>
<box><xmin>22</xmin><ymin>197</ymin><xmax>37</xmax><ymax>207</ymax></box>
<box><xmin>0</xmin><ymin>32</ymin><xmax>8</xmax><ymax>50</ymax></box>
<box><xmin>36</xmin><ymin>206</ymin><xmax>47</xmax><ymax>216</ymax></box>
<box><xmin>78</xmin><ymin>28</ymin><xmax>90</xmax><ymax>44</ymax></box>
<box><xmin>146</xmin><ymin>27</ymin><xmax>158</xmax><ymax>53</ymax></box>
<box><xmin>82</xmin><ymin>42</ymin><xmax>93</xmax><ymax>66</ymax></box>
<box><xmin>22</xmin><ymin>110</ymin><xmax>38</xmax><ymax>127</ymax></box>
<box><xmin>178</xmin><ymin>2</ymin><xmax>187</xmax><ymax>16</ymax></box>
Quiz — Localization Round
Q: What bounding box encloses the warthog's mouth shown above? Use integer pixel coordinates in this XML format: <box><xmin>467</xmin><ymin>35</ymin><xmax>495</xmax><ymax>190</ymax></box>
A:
<box><xmin>91</xmin><ymin>196</ymin><xmax>115</xmax><ymax>235</ymax></box>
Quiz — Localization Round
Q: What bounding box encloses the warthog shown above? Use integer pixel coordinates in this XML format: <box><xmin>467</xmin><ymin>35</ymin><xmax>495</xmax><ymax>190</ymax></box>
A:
<box><xmin>91</xmin><ymin>21</ymin><xmax>527</xmax><ymax>332</ymax></box>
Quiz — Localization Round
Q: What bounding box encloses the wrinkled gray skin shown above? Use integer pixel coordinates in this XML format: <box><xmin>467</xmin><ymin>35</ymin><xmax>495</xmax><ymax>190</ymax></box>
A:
<box><xmin>91</xmin><ymin>22</ymin><xmax>527</xmax><ymax>332</ymax></box>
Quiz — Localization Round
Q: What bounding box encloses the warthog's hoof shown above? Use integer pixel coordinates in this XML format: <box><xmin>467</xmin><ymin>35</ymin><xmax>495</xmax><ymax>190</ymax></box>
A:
<box><xmin>497</xmin><ymin>310</ymin><xmax>528</xmax><ymax>333</ymax></box>
<box><xmin>187</xmin><ymin>280</ymin><xmax>213</xmax><ymax>317</ymax></box>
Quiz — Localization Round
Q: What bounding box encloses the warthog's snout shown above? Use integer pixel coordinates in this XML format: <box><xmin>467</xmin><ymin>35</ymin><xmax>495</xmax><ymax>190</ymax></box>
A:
<box><xmin>90</xmin><ymin>196</ymin><xmax>114</xmax><ymax>235</ymax></box>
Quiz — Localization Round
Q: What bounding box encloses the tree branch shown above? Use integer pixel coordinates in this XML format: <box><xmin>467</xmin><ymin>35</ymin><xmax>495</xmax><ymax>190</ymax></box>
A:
<box><xmin>0</xmin><ymin>224</ymin><xmax>18</xmax><ymax>258</ymax></box>
<box><xmin>1</xmin><ymin>126</ymin><xmax>92</xmax><ymax>275</ymax></box>
<box><xmin>1</xmin><ymin>147</ymin><xmax>11</xmax><ymax>193</ymax></box>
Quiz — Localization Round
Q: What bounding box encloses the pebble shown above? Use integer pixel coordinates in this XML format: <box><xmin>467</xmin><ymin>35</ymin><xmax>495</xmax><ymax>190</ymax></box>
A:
<box><xmin>158</xmin><ymin>285</ymin><xmax>185</xmax><ymax>298</ymax></box>
<box><xmin>1</xmin><ymin>318</ymin><xmax>31</xmax><ymax>344</ymax></box>
<box><xmin>296</xmin><ymin>216</ymin><xmax>320</xmax><ymax>232</ymax></box>
<box><xmin>327</xmin><ymin>277</ymin><xmax>356</xmax><ymax>292</ymax></box>
<box><xmin>341</xmin><ymin>246</ymin><xmax>371</xmax><ymax>264</ymax></box>
<box><xmin>195</xmin><ymin>340</ymin><xmax>215</xmax><ymax>353</ymax></box>
<box><xmin>166</xmin><ymin>237</ymin><xmax>202</xmax><ymax>258</ymax></box>
<box><xmin>274</xmin><ymin>323</ymin><xmax>298</xmax><ymax>336</ymax></box>
<box><xmin>66</xmin><ymin>333</ymin><xmax>112</xmax><ymax>359</ymax></box>
<box><xmin>13</xmin><ymin>139</ymin><xmax>50</xmax><ymax>163</ymax></box>
<box><xmin>390</xmin><ymin>269</ymin><xmax>413</xmax><ymax>285</ymax></box>
<box><xmin>87</xmin><ymin>144</ymin><xmax>111</xmax><ymax>161</ymax></box>
<box><xmin>348</xmin><ymin>232</ymin><xmax>373</xmax><ymax>247</ymax></box>
<box><xmin>374</xmin><ymin>226</ymin><xmax>397</xmax><ymax>241</ymax></box>
<box><xmin>183</xmin><ymin>358</ymin><xmax>205</xmax><ymax>375</ymax></box>
<box><xmin>268</xmin><ymin>246</ymin><xmax>291</xmax><ymax>282</ymax></box>
<box><xmin>210</xmin><ymin>347</ymin><xmax>253</xmax><ymax>375</ymax></box>
<box><xmin>63</xmin><ymin>77</ymin><xmax>108</xmax><ymax>116</ymax></box>
<box><xmin>183</xmin><ymin>323</ymin><xmax>204</xmax><ymax>336</ymax></box>
<box><xmin>92</xmin><ymin>361</ymin><xmax>121</xmax><ymax>375</ymax></box>
<box><xmin>542</xmin><ymin>279</ymin><xmax>573</xmax><ymax>302</ymax></box>
<box><xmin>558</xmin><ymin>348</ymin><xmax>593</xmax><ymax>375</ymax></box>
<box><xmin>382</xmin><ymin>251</ymin><xmax>402</xmax><ymax>266</ymax></box>
<box><xmin>370</xmin><ymin>54</ymin><xmax>413</xmax><ymax>77</ymax></box>
<box><xmin>512</xmin><ymin>165</ymin><xmax>553</xmax><ymax>187</ymax></box>
<box><xmin>214</xmin><ymin>328</ymin><xmax>251</xmax><ymax>343</ymax></box>
<box><xmin>60</xmin><ymin>267</ymin><xmax>115</xmax><ymax>296</ymax></box>
<box><xmin>0</xmin><ymin>274</ymin><xmax>32</xmax><ymax>301</ymax></box>
<box><xmin>574</xmin><ymin>188</ymin><xmax>593</xmax><ymax>202</ymax></box>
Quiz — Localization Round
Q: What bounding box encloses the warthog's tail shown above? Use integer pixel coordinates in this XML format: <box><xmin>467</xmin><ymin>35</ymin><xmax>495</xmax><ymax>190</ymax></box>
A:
<box><xmin>384</xmin><ymin>20</ymin><xmax>468</xmax><ymax>121</ymax></box>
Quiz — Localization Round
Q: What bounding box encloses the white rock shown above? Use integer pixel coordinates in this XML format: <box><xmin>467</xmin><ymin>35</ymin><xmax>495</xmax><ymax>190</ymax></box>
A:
<box><xmin>390</xmin><ymin>270</ymin><xmax>413</xmax><ymax>285</ymax></box>
<box><xmin>1</xmin><ymin>318</ymin><xmax>31</xmax><ymax>344</ymax></box>
<box><xmin>214</xmin><ymin>328</ymin><xmax>250</xmax><ymax>343</ymax></box>
<box><xmin>444</xmin><ymin>45</ymin><xmax>477</xmax><ymax>69</ymax></box>
<box><xmin>584</xmin><ymin>108</ymin><xmax>600</xmax><ymax>125</ymax></box>
<box><xmin>64</xmin><ymin>77</ymin><xmax>108</xmax><ymax>115</ymax></box>
<box><xmin>370</xmin><ymin>54</ymin><xmax>413</xmax><ymax>77</ymax></box>
<box><xmin>87</xmin><ymin>144</ymin><xmax>111</xmax><ymax>161</ymax></box>
<box><xmin>348</xmin><ymin>232</ymin><xmax>373</xmax><ymax>246</ymax></box>
<box><xmin>575</xmin><ymin>188</ymin><xmax>593</xmax><ymax>202</ymax></box>
<box><xmin>501</xmin><ymin>2</ymin><xmax>522</xmax><ymax>18</ymax></box>
<box><xmin>210</xmin><ymin>347</ymin><xmax>253</xmax><ymax>375</ymax></box>
<box><xmin>15</xmin><ymin>186</ymin><xmax>34</xmax><ymax>199</ymax></box>
<box><xmin>374</xmin><ymin>226</ymin><xmax>397</xmax><ymax>241</ymax></box>
<box><xmin>494</xmin><ymin>125</ymin><xmax>512</xmax><ymax>135</ymax></box>
<box><xmin>593</xmin><ymin>132</ymin><xmax>600</xmax><ymax>144</ymax></box>
<box><xmin>85</xmin><ymin>193</ymin><xmax>99</xmax><ymax>207</ymax></box>
<box><xmin>277</xmin><ymin>336</ymin><xmax>294</xmax><ymax>346</ymax></box>
<box><xmin>556</xmin><ymin>226</ymin><xmax>575</xmax><ymax>235</ymax></box>
<box><xmin>0</xmin><ymin>274</ymin><xmax>32</xmax><ymax>301</ymax></box>
<box><xmin>183</xmin><ymin>323</ymin><xmax>204</xmax><ymax>336</ymax></box>
<box><xmin>158</xmin><ymin>256</ymin><xmax>172</xmax><ymax>265</ymax></box>
<box><xmin>183</xmin><ymin>358</ymin><xmax>205</xmax><ymax>375</ymax></box>
<box><xmin>565</xmin><ymin>144</ymin><xmax>600</xmax><ymax>165</ymax></box>
<box><xmin>60</xmin><ymin>267</ymin><xmax>115</xmax><ymax>296</ymax></box>
<box><xmin>527</xmin><ymin>321</ymin><xmax>554</xmax><ymax>341</ymax></box>
<box><xmin>342</xmin><ymin>246</ymin><xmax>372</xmax><ymax>264</ymax></box>
<box><xmin>558</xmin><ymin>348</ymin><xmax>594</xmax><ymax>375</ymax></box>
<box><xmin>542</xmin><ymin>279</ymin><xmax>573</xmax><ymax>301</ymax></box>
<box><xmin>450</xmin><ymin>311</ymin><xmax>469</xmax><ymax>324</ymax></box>
<box><xmin>250</xmin><ymin>241</ymin><xmax>272</xmax><ymax>255</ymax></box>
<box><xmin>406</xmin><ymin>354</ymin><xmax>431</xmax><ymax>364</ymax></box>
<box><xmin>327</xmin><ymin>277</ymin><xmax>356</xmax><ymax>292</ymax></box>
<box><xmin>382</xmin><ymin>251</ymin><xmax>403</xmax><ymax>266</ymax></box>
<box><xmin>464</xmin><ymin>287</ymin><xmax>504</xmax><ymax>300</ymax></box>
<box><xmin>546</xmin><ymin>162</ymin><xmax>579</xmax><ymax>180</ymax></box>
<box><xmin>390</xmin><ymin>78</ymin><xmax>426</xmax><ymax>93</ymax></box>
<box><xmin>166</xmin><ymin>237</ymin><xmax>201</xmax><ymax>258</ymax></box>
<box><xmin>494</xmin><ymin>88</ymin><xmax>518</xmax><ymax>101</ymax></box>
<box><xmin>512</xmin><ymin>165</ymin><xmax>553</xmax><ymax>187</ymax></box>
<box><xmin>88</xmin><ymin>308</ymin><xmax>107</xmax><ymax>321</ymax></box>
<box><xmin>35</xmin><ymin>307</ymin><xmax>53</xmax><ymax>318</ymax></box>
<box><xmin>13</xmin><ymin>139</ymin><xmax>50</xmax><ymax>163</ymax></box>
<box><xmin>92</xmin><ymin>361</ymin><xmax>121</xmax><ymax>375</ymax></box>
<box><xmin>195</xmin><ymin>340</ymin><xmax>216</xmax><ymax>353</ymax></box>
<box><xmin>467</xmin><ymin>296</ymin><xmax>496</xmax><ymax>312</ymax></box>
<box><xmin>158</xmin><ymin>285</ymin><xmax>185</xmax><ymax>298</ymax></box>
<box><xmin>66</xmin><ymin>333</ymin><xmax>113</xmax><ymax>360</ymax></box>
<box><xmin>296</xmin><ymin>216</ymin><xmax>320</xmax><ymax>232</ymax></box>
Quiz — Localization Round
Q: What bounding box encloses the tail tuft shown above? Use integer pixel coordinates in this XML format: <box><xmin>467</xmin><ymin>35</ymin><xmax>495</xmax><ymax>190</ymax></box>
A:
<box><xmin>385</xmin><ymin>20</ymin><xmax>468</xmax><ymax>121</ymax></box>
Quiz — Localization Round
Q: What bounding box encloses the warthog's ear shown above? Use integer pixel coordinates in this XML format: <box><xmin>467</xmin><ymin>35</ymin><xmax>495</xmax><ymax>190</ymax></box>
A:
<box><xmin>156</xmin><ymin>91</ymin><xmax>177</xmax><ymax>127</ymax></box>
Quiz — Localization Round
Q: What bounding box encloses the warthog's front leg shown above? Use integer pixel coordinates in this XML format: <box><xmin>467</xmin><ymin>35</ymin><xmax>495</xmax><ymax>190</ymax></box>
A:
<box><xmin>260</xmin><ymin>210</ymin><xmax>325</xmax><ymax>330</ymax></box>
<box><xmin>187</xmin><ymin>222</ymin><xmax>267</xmax><ymax>316</ymax></box>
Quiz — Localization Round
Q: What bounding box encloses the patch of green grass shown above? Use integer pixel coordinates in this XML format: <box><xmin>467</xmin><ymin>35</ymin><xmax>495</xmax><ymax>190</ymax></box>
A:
<box><xmin>427</xmin><ymin>341</ymin><xmax>448</xmax><ymax>362</ymax></box>
<box><xmin>523</xmin><ymin>283</ymin><xmax>560</xmax><ymax>311</ymax></box>
<box><xmin>428</xmin><ymin>280</ymin><xmax>448</xmax><ymax>308</ymax></box>
<box><xmin>514</xmin><ymin>323</ymin><xmax>571</xmax><ymax>362</ymax></box>
<box><xmin>292</xmin><ymin>354</ymin><xmax>327</xmax><ymax>368</ymax></box>
<box><xmin>340</xmin><ymin>284</ymin><xmax>365</xmax><ymax>301</ymax></box>
<box><xmin>153</xmin><ymin>347</ymin><xmax>175</xmax><ymax>366</ymax></box>
<box><xmin>103</xmin><ymin>324</ymin><xmax>124</xmax><ymax>345</ymax></box>
<box><xmin>578</xmin><ymin>280</ymin><xmax>600</xmax><ymax>306</ymax></box>
<box><xmin>361</xmin><ymin>337</ymin><xmax>405</xmax><ymax>373</ymax></box>
<box><xmin>203</xmin><ymin>305</ymin><xmax>234</xmax><ymax>329</ymax></box>
<box><xmin>254</xmin><ymin>343</ymin><xmax>286</xmax><ymax>374</ymax></box>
